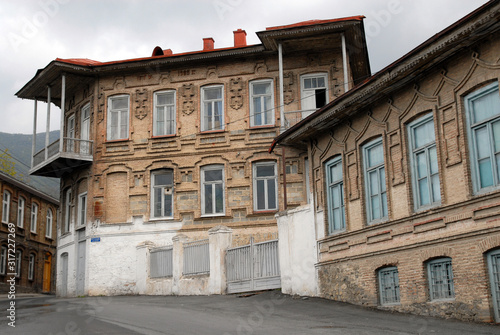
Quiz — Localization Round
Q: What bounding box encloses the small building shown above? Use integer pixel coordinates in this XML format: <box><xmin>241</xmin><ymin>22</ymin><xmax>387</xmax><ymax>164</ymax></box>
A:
<box><xmin>272</xmin><ymin>0</ymin><xmax>500</xmax><ymax>323</ymax></box>
<box><xmin>15</xmin><ymin>17</ymin><xmax>370</xmax><ymax>296</ymax></box>
<box><xmin>0</xmin><ymin>171</ymin><xmax>58</xmax><ymax>293</ymax></box>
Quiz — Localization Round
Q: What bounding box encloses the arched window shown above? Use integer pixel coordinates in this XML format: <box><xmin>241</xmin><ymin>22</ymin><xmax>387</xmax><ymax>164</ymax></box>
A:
<box><xmin>427</xmin><ymin>257</ymin><xmax>454</xmax><ymax>300</ymax></box>
<box><xmin>46</xmin><ymin>208</ymin><xmax>53</xmax><ymax>238</ymax></box>
<box><xmin>378</xmin><ymin>266</ymin><xmax>400</xmax><ymax>305</ymax></box>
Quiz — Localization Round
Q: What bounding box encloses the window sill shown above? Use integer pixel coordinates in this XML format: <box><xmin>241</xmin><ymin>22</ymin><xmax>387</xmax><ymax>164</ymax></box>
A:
<box><xmin>248</xmin><ymin>210</ymin><xmax>278</xmax><ymax>217</ymax></box>
<box><xmin>148</xmin><ymin>217</ymin><xmax>175</xmax><ymax>223</ymax></box>
<box><xmin>200</xmin><ymin>129</ymin><xmax>225</xmax><ymax>135</ymax></box>
<box><xmin>327</xmin><ymin>229</ymin><xmax>347</xmax><ymax>236</ymax></box>
<box><xmin>152</xmin><ymin>134</ymin><xmax>176</xmax><ymax>139</ymax></box>
<box><xmin>429</xmin><ymin>298</ymin><xmax>455</xmax><ymax>303</ymax></box>
<box><xmin>30</xmin><ymin>231</ymin><xmax>37</xmax><ymax>235</ymax></box>
<box><xmin>200</xmin><ymin>213</ymin><xmax>226</xmax><ymax>219</ymax></box>
<box><xmin>249</xmin><ymin>125</ymin><xmax>276</xmax><ymax>129</ymax></box>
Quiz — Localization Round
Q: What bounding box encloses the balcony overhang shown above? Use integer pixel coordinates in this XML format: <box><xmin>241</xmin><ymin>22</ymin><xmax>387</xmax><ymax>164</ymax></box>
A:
<box><xmin>30</xmin><ymin>138</ymin><xmax>93</xmax><ymax>178</ymax></box>
<box><xmin>30</xmin><ymin>152</ymin><xmax>92</xmax><ymax>178</ymax></box>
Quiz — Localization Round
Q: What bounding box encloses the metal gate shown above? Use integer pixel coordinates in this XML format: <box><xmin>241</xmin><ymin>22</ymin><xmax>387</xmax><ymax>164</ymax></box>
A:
<box><xmin>226</xmin><ymin>238</ymin><xmax>280</xmax><ymax>294</ymax></box>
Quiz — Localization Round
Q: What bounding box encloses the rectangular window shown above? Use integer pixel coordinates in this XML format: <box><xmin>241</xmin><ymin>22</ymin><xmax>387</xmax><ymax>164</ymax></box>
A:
<box><xmin>201</xmin><ymin>85</ymin><xmax>224</xmax><ymax>131</ymax></box>
<box><xmin>465</xmin><ymin>82</ymin><xmax>500</xmax><ymax>193</ymax></box>
<box><xmin>28</xmin><ymin>254</ymin><xmax>35</xmax><ymax>280</ymax></box>
<box><xmin>326</xmin><ymin>157</ymin><xmax>345</xmax><ymax>233</ymax></box>
<box><xmin>250</xmin><ymin>80</ymin><xmax>274</xmax><ymax>127</ymax></box>
<box><xmin>0</xmin><ymin>246</ymin><xmax>6</xmax><ymax>275</ymax></box>
<box><xmin>107</xmin><ymin>95</ymin><xmax>129</xmax><ymax>141</ymax></box>
<box><xmin>379</xmin><ymin>267</ymin><xmax>400</xmax><ymax>305</ymax></box>
<box><xmin>253</xmin><ymin>162</ymin><xmax>278</xmax><ymax>211</ymax></box>
<box><xmin>363</xmin><ymin>138</ymin><xmax>388</xmax><ymax>224</ymax></box>
<box><xmin>81</xmin><ymin>103</ymin><xmax>91</xmax><ymax>155</ymax></box>
<box><xmin>30</xmin><ymin>203</ymin><xmax>38</xmax><ymax>233</ymax></box>
<box><xmin>67</xmin><ymin>114</ymin><xmax>75</xmax><ymax>152</ymax></box>
<box><xmin>428</xmin><ymin>258</ymin><xmax>455</xmax><ymax>300</ymax></box>
<box><xmin>301</xmin><ymin>73</ymin><xmax>328</xmax><ymax>118</ymax></box>
<box><xmin>15</xmin><ymin>250</ymin><xmax>21</xmax><ymax>278</ymax></box>
<box><xmin>17</xmin><ymin>197</ymin><xmax>25</xmax><ymax>228</ymax></box>
<box><xmin>153</xmin><ymin>90</ymin><xmax>176</xmax><ymax>136</ymax></box>
<box><xmin>151</xmin><ymin>170</ymin><xmax>174</xmax><ymax>218</ymax></box>
<box><xmin>201</xmin><ymin>165</ymin><xmax>225</xmax><ymax>216</ymax></box>
<box><xmin>408</xmin><ymin>114</ymin><xmax>441</xmax><ymax>210</ymax></box>
<box><xmin>2</xmin><ymin>190</ymin><xmax>10</xmax><ymax>223</ymax></box>
<box><xmin>64</xmin><ymin>189</ymin><xmax>71</xmax><ymax>233</ymax></box>
<box><xmin>46</xmin><ymin>209</ymin><xmax>53</xmax><ymax>238</ymax></box>
<box><xmin>78</xmin><ymin>193</ymin><xmax>87</xmax><ymax>226</ymax></box>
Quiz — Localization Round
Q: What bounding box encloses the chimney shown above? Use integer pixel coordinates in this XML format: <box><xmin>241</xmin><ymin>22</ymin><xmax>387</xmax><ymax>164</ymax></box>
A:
<box><xmin>203</xmin><ymin>37</ymin><xmax>215</xmax><ymax>51</ymax></box>
<box><xmin>233</xmin><ymin>29</ymin><xmax>247</xmax><ymax>47</ymax></box>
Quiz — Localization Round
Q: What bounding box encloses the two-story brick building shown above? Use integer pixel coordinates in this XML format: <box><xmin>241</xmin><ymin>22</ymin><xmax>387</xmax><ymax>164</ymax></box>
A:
<box><xmin>16</xmin><ymin>17</ymin><xmax>370</xmax><ymax>296</ymax></box>
<box><xmin>0</xmin><ymin>171</ymin><xmax>58</xmax><ymax>293</ymax></box>
<box><xmin>272</xmin><ymin>0</ymin><xmax>500</xmax><ymax>323</ymax></box>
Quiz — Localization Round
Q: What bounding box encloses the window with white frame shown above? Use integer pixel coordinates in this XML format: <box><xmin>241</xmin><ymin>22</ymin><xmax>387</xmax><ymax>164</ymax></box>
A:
<box><xmin>153</xmin><ymin>90</ymin><xmax>176</xmax><ymax>136</ymax></box>
<box><xmin>15</xmin><ymin>250</ymin><xmax>21</xmax><ymax>278</ymax></box>
<box><xmin>378</xmin><ymin>267</ymin><xmax>400</xmax><ymax>305</ymax></box>
<box><xmin>201</xmin><ymin>85</ymin><xmax>224</xmax><ymax>131</ymax></box>
<box><xmin>253</xmin><ymin>162</ymin><xmax>278</xmax><ymax>211</ymax></box>
<box><xmin>151</xmin><ymin>170</ymin><xmax>174</xmax><ymax>219</ymax></box>
<box><xmin>465</xmin><ymin>82</ymin><xmax>500</xmax><ymax>193</ymax></box>
<box><xmin>30</xmin><ymin>203</ymin><xmax>38</xmax><ymax>233</ymax></box>
<box><xmin>46</xmin><ymin>208</ymin><xmax>53</xmax><ymax>238</ymax></box>
<box><xmin>64</xmin><ymin>189</ymin><xmax>71</xmax><ymax>233</ymax></box>
<box><xmin>427</xmin><ymin>257</ymin><xmax>455</xmax><ymax>300</ymax></box>
<box><xmin>363</xmin><ymin>138</ymin><xmax>388</xmax><ymax>224</ymax></box>
<box><xmin>0</xmin><ymin>246</ymin><xmax>6</xmax><ymax>275</ymax></box>
<box><xmin>201</xmin><ymin>165</ymin><xmax>225</xmax><ymax>216</ymax></box>
<box><xmin>250</xmin><ymin>79</ymin><xmax>274</xmax><ymax>127</ymax></box>
<box><xmin>408</xmin><ymin>114</ymin><xmax>441</xmax><ymax>210</ymax></box>
<box><xmin>28</xmin><ymin>253</ymin><xmax>35</xmax><ymax>280</ymax></box>
<box><xmin>107</xmin><ymin>95</ymin><xmax>129</xmax><ymax>141</ymax></box>
<box><xmin>17</xmin><ymin>197</ymin><xmax>25</xmax><ymax>228</ymax></box>
<box><xmin>2</xmin><ymin>190</ymin><xmax>11</xmax><ymax>223</ymax></box>
<box><xmin>325</xmin><ymin>157</ymin><xmax>345</xmax><ymax>233</ymax></box>
<box><xmin>81</xmin><ymin>103</ymin><xmax>91</xmax><ymax>155</ymax></box>
<box><xmin>78</xmin><ymin>193</ymin><xmax>87</xmax><ymax>227</ymax></box>
<box><xmin>67</xmin><ymin>114</ymin><xmax>75</xmax><ymax>152</ymax></box>
<box><xmin>300</xmin><ymin>73</ymin><xmax>328</xmax><ymax>116</ymax></box>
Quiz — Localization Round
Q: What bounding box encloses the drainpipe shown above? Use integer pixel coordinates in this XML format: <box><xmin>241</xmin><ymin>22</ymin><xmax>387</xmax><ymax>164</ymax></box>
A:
<box><xmin>59</xmin><ymin>73</ymin><xmax>66</xmax><ymax>152</ymax></box>
<box><xmin>278</xmin><ymin>43</ymin><xmax>285</xmax><ymax>132</ymax></box>
<box><xmin>282</xmin><ymin>146</ymin><xmax>287</xmax><ymax>210</ymax></box>
<box><xmin>45</xmin><ymin>86</ymin><xmax>51</xmax><ymax>161</ymax></box>
<box><xmin>31</xmin><ymin>99</ymin><xmax>37</xmax><ymax>168</ymax></box>
<box><xmin>341</xmin><ymin>33</ymin><xmax>349</xmax><ymax>93</ymax></box>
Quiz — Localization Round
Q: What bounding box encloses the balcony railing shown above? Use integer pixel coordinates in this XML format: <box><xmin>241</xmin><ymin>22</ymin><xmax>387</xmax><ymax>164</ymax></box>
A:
<box><xmin>31</xmin><ymin>137</ymin><xmax>93</xmax><ymax>177</ymax></box>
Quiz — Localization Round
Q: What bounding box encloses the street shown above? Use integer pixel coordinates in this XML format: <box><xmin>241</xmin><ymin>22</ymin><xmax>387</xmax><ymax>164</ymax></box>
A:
<box><xmin>1</xmin><ymin>291</ymin><xmax>499</xmax><ymax>335</ymax></box>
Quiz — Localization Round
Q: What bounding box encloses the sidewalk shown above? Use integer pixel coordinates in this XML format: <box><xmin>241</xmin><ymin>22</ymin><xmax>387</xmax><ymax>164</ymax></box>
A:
<box><xmin>0</xmin><ymin>293</ymin><xmax>53</xmax><ymax>301</ymax></box>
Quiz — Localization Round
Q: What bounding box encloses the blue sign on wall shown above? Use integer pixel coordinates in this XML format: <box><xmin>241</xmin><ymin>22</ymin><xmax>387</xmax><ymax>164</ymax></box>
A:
<box><xmin>91</xmin><ymin>237</ymin><xmax>101</xmax><ymax>242</ymax></box>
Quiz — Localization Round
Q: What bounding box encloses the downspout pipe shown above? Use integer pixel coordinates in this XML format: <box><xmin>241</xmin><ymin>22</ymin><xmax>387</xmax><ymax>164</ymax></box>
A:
<box><xmin>282</xmin><ymin>146</ymin><xmax>287</xmax><ymax>210</ymax></box>
<box><xmin>278</xmin><ymin>43</ymin><xmax>285</xmax><ymax>132</ymax></box>
<box><xmin>341</xmin><ymin>33</ymin><xmax>349</xmax><ymax>93</ymax></box>
<box><xmin>45</xmin><ymin>86</ymin><xmax>51</xmax><ymax>161</ymax></box>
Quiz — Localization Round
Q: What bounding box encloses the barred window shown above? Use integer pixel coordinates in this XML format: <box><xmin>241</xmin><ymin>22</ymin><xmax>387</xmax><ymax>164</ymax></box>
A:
<box><xmin>428</xmin><ymin>258</ymin><xmax>455</xmax><ymax>300</ymax></box>
<box><xmin>378</xmin><ymin>267</ymin><xmax>400</xmax><ymax>305</ymax></box>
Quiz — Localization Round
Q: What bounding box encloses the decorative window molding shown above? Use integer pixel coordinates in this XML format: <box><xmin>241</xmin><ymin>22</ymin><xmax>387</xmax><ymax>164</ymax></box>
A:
<box><xmin>325</xmin><ymin>156</ymin><xmax>345</xmax><ymax>233</ymax></box>
<box><xmin>408</xmin><ymin>114</ymin><xmax>441</xmax><ymax>210</ymax></box>
<box><xmin>153</xmin><ymin>90</ymin><xmax>176</xmax><ymax>136</ymax></box>
<box><xmin>253</xmin><ymin>161</ymin><xmax>278</xmax><ymax>211</ymax></box>
<box><xmin>363</xmin><ymin>138</ymin><xmax>388</xmax><ymax>224</ymax></box>
<box><xmin>201</xmin><ymin>165</ymin><xmax>225</xmax><ymax>216</ymax></box>
<box><xmin>107</xmin><ymin>95</ymin><xmax>130</xmax><ymax>141</ymax></box>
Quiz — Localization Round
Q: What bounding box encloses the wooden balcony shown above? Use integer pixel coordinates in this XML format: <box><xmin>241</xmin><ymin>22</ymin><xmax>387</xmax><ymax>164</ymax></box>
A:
<box><xmin>30</xmin><ymin>138</ymin><xmax>93</xmax><ymax>178</ymax></box>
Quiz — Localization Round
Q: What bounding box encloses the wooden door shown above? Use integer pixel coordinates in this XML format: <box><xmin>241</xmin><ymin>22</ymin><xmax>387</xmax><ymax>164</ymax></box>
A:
<box><xmin>43</xmin><ymin>253</ymin><xmax>51</xmax><ymax>292</ymax></box>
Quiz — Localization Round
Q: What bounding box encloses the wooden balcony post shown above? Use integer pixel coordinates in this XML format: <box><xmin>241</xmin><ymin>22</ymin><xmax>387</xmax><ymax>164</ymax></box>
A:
<box><xmin>31</xmin><ymin>99</ymin><xmax>37</xmax><ymax>168</ymax></box>
<box><xmin>45</xmin><ymin>86</ymin><xmax>51</xmax><ymax>161</ymax></box>
<box><xmin>59</xmin><ymin>73</ymin><xmax>66</xmax><ymax>152</ymax></box>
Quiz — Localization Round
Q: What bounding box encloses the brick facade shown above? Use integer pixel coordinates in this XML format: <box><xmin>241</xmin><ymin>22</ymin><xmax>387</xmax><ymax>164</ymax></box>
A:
<box><xmin>0</xmin><ymin>173</ymin><xmax>58</xmax><ymax>293</ymax></box>
<box><xmin>274</xmin><ymin>2</ymin><xmax>500</xmax><ymax>323</ymax></box>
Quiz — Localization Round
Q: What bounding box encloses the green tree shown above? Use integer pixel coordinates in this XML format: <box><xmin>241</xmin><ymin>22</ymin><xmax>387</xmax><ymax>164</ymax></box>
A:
<box><xmin>0</xmin><ymin>149</ymin><xmax>17</xmax><ymax>177</ymax></box>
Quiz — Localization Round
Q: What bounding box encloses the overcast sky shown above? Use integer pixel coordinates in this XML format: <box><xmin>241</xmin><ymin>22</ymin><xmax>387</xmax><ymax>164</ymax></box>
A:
<box><xmin>0</xmin><ymin>0</ymin><xmax>490</xmax><ymax>135</ymax></box>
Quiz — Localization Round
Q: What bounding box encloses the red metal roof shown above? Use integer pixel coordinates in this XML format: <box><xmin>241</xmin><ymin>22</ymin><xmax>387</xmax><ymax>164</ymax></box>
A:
<box><xmin>265</xmin><ymin>16</ymin><xmax>365</xmax><ymax>31</ymax></box>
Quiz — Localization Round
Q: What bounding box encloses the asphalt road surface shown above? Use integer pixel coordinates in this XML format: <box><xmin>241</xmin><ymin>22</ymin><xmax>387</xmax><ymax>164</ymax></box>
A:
<box><xmin>1</xmin><ymin>291</ymin><xmax>499</xmax><ymax>334</ymax></box>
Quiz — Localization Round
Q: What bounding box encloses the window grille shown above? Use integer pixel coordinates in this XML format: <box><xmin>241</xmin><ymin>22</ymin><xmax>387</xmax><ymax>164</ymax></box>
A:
<box><xmin>428</xmin><ymin>258</ymin><xmax>455</xmax><ymax>300</ymax></box>
<box><xmin>150</xmin><ymin>246</ymin><xmax>173</xmax><ymax>278</ymax></box>
<box><xmin>183</xmin><ymin>239</ymin><xmax>210</xmax><ymax>275</ymax></box>
<box><xmin>378</xmin><ymin>267</ymin><xmax>400</xmax><ymax>305</ymax></box>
